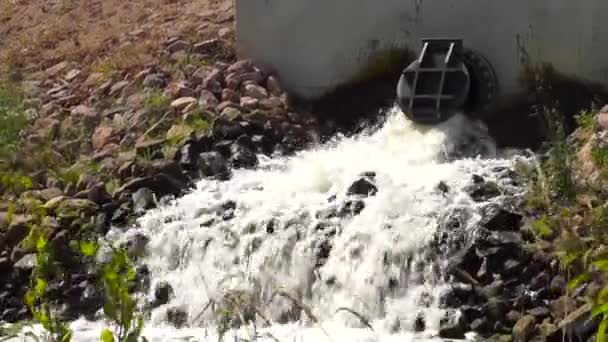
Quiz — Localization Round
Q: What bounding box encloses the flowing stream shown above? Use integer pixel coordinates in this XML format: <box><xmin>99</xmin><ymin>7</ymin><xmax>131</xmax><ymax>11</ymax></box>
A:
<box><xmin>12</xmin><ymin>107</ymin><xmax>530</xmax><ymax>341</ymax></box>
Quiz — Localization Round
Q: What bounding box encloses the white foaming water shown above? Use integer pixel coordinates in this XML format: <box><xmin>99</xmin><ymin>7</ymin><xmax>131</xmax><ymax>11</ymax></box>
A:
<box><xmin>8</xmin><ymin>108</ymin><xmax>529</xmax><ymax>341</ymax></box>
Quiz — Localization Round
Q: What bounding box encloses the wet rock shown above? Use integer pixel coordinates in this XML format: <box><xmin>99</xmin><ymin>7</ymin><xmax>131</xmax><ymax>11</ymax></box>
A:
<box><xmin>152</xmin><ymin>281</ymin><xmax>173</xmax><ymax>308</ymax></box>
<box><xmin>86</xmin><ymin>183</ymin><xmax>113</xmax><ymax>205</ymax></box>
<box><xmin>448</xmin><ymin>245</ymin><xmax>482</xmax><ymax>279</ymax></box>
<box><xmin>212</xmin><ymin>118</ymin><xmax>246</xmax><ymax>140</ymax></box>
<box><xmin>467</xmin><ymin>181</ymin><xmax>501</xmax><ymax>202</ymax></box>
<box><xmin>513</xmin><ymin>315</ymin><xmax>536</xmax><ymax>342</ymax></box>
<box><xmin>439</xmin><ymin>314</ymin><xmax>467</xmax><ymax>339</ymax></box>
<box><xmin>166</xmin><ymin>306</ymin><xmax>188</xmax><ymax>328</ymax></box>
<box><xmin>115</xmin><ymin>174</ymin><xmax>184</xmax><ymax>199</ymax></box>
<box><xmin>480</xmin><ymin>204</ymin><xmax>523</xmax><ymax>231</ymax></box>
<box><xmin>132</xmin><ymin>188</ymin><xmax>156</xmax><ymax>213</ymax></box>
<box><xmin>436</xmin><ymin>181</ymin><xmax>449</xmax><ymax>194</ymax></box>
<box><xmin>230</xmin><ymin>141</ymin><xmax>258</xmax><ymax>169</ymax></box>
<box><xmin>126</xmin><ymin>233</ymin><xmax>149</xmax><ymax>259</ymax></box>
<box><xmin>198</xmin><ymin>151</ymin><xmax>229</xmax><ymax>179</ymax></box>
<box><xmin>347</xmin><ymin>178</ymin><xmax>377</xmax><ymax>197</ymax></box>
<box><xmin>4</xmin><ymin>216</ymin><xmax>32</xmax><ymax>249</ymax></box>
<box><xmin>470</xmin><ymin>317</ymin><xmax>492</xmax><ymax>335</ymax></box>
<box><xmin>339</xmin><ymin>200</ymin><xmax>365</xmax><ymax>217</ymax></box>
<box><xmin>414</xmin><ymin>313</ymin><xmax>426</xmax><ymax>331</ymax></box>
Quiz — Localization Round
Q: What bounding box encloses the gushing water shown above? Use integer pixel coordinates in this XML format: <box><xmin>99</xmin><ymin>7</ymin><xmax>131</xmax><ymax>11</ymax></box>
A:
<box><xmin>11</xmin><ymin>108</ymin><xmax>530</xmax><ymax>341</ymax></box>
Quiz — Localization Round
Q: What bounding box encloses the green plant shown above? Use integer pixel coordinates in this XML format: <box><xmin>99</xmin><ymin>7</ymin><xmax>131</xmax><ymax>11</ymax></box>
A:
<box><xmin>143</xmin><ymin>90</ymin><xmax>171</xmax><ymax>115</ymax></box>
<box><xmin>98</xmin><ymin>245</ymin><xmax>144</xmax><ymax>342</ymax></box>
<box><xmin>0</xmin><ymin>80</ymin><xmax>29</xmax><ymax>169</ymax></box>
<box><xmin>24</xmin><ymin>235</ymin><xmax>72</xmax><ymax>342</ymax></box>
<box><xmin>576</xmin><ymin>110</ymin><xmax>598</xmax><ymax>131</ymax></box>
<box><xmin>592</xmin><ymin>146</ymin><xmax>608</xmax><ymax>170</ymax></box>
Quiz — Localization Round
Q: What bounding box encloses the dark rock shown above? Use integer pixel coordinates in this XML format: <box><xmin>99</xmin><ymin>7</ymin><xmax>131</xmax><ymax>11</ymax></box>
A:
<box><xmin>530</xmin><ymin>271</ymin><xmax>551</xmax><ymax>291</ymax></box>
<box><xmin>125</xmin><ymin>233</ymin><xmax>149</xmax><ymax>259</ymax></box>
<box><xmin>198</xmin><ymin>151</ymin><xmax>229</xmax><ymax>179</ymax></box>
<box><xmin>212</xmin><ymin>118</ymin><xmax>246</xmax><ymax>140</ymax></box>
<box><xmin>132</xmin><ymin>188</ymin><xmax>156</xmax><ymax>213</ymax></box>
<box><xmin>134</xmin><ymin>264</ymin><xmax>151</xmax><ymax>292</ymax></box>
<box><xmin>346</xmin><ymin>178</ymin><xmax>377</xmax><ymax>197</ymax></box>
<box><xmin>472</xmin><ymin>174</ymin><xmax>484</xmax><ymax>183</ymax></box>
<box><xmin>436</xmin><ymin>181</ymin><xmax>449</xmax><ymax>194</ymax></box>
<box><xmin>87</xmin><ymin>183</ymin><xmax>113</xmax><ymax>205</ymax></box>
<box><xmin>470</xmin><ymin>317</ymin><xmax>492</xmax><ymax>335</ymax></box>
<box><xmin>339</xmin><ymin>200</ymin><xmax>365</xmax><ymax>217</ymax></box>
<box><xmin>143</xmin><ymin>74</ymin><xmax>167</xmax><ymax>88</ymax></box>
<box><xmin>528</xmin><ymin>306</ymin><xmax>550</xmax><ymax>319</ymax></box>
<box><xmin>153</xmin><ymin>281</ymin><xmax>173</xmax><ymax>308</ymax></box>
<box><xmin>214</xmin><ymin>140</ymin><xmax>234</xmax><ymax>157</ymax></box>
<box><xmin>467</xmin><ymin>181</ymin><xmax>501</xmax><ymax>202</ymax></box>
<box><xmin>506</xmin><ymin>310</ymin><xmax>523</xmax><ymax>325</ymax></box>
<box><xmin>167</xmin><ymin>306</ymin><xmax>188</xmax><ymax>328</ymax></box>
<box><xmin>439</xmin><ymin>314</ymin><xmax>467</xmax><ymax>339</ymax></box>
<box><xmin>230</xmin><ymin>141</ymin><xmax>258</xmax><ymax>169</ymax></box>
<box><xmin>448</xmin><ymin>245</ymin><xmax>482</xmax><ymax>278</ymax></box>
<box><xmin>480</xmin><ymin>204</ymin><xmax>523</xmax><ymax>231</ymax></box>
<box><xmin>115</xmin><ymin>174</ymin><xmax>184</xmax><ymax>199</ymax></box>
<box><xmin>414</xmin><ymin>313</ymin><xmax>425</xmax><ymax>331</ymax></box>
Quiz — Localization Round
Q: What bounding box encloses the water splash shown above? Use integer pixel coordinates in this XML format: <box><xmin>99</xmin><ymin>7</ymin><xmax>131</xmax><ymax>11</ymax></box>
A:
<box><xmin>7</xmin><ymin>108</ymin><xmax>529</xmax><ymax>341</ymax></box>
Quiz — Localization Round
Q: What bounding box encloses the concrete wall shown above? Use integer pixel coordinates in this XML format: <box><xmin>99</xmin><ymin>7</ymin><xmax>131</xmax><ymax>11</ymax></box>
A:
<box><xmin>236</xmin><ymin>0</ymin><xmax>608</xmax><ymax>101</ymax></box>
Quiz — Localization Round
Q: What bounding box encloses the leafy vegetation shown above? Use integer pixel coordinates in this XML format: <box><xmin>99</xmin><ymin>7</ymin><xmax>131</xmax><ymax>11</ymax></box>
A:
<box><xmin>520</xmin><ymin>103</ymin><xmax>608</xmax><ymax>341</ymax></box>
<box><xmin>0</xmin><ymin>80</ymin><xmax>29</xmax><ymax>170</ymax></box>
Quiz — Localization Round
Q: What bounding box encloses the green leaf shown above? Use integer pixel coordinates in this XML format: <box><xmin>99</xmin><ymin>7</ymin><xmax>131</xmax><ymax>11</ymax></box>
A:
<box><xmin>592</xmin><ymin>303</ymin><xmax>608</xmax><ymax>317</ymax></box>
<box><xmin>80</xmin><ymin>241</ymin><xmax>98</xmax><ymax>257</ymax></box>
<box><xmin>594</xmin><ymin>259</ymin><xmax>608</xmax><ymax>271</ymax></box>
<box><xmin>36</xmin><ymin>278</ymin><xmax>47</xmax><ymax>297</ymax></box>
<box><xmin>100</xmin><ymin>329</ymin><xmax>115</xmax><ymax>342</ymax></box>
<box><xmin>568</xmin><ymin>273</ymin><xmax>591</xmax><ymax>290</ymax></box>
<box><xmin>24</xmin><ymin>290</ymin><xmax>36</xmax><ymax>309</ymax></box>
<box><xmin>21</xmin><ymin>176</ymin><xmax>32</xmax><ymax>190</ymax></box>
<box><xmin>61</xmin><ymin>330</ymin><xmax>72</xmax><ymax>342</ymax></box>
<box><xmin>599</xmin><ymin>286</ymin><xmax>608</xmax><ymax>301</ymax></box>
<box><xmin>6</xmin><ymin>202</ymin><xmax>14</xmax><ymax>225</ymax></box>
<box><xmin>597</xmin><ymin>318</ymin><xmax>607</xmax><ymax>342</ymax></box>
<box><xmin>36</xmin><ymin>236</ymin><xmax>48</xmax><ymax>251</ymax></box>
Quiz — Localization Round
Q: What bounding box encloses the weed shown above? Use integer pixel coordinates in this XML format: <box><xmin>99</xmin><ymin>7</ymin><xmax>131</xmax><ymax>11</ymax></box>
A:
<box><xmin>592</xmin><ymin>146</ymin><xmax>608</xmax><ymax>170</ymax></box>
<box><xmin>577</xmin><ymin>110</ymin><xmax>598</xmax><ymax>132</ymax></box>
<box><xmin>24</xmin><ymin>235</ymin><xmax>72</xmax><ymax>342</ymax></box>
<box><xmin>0</xmin><ymin>81</ymin><xmax>28</xmax><ymax>170</ymax></box>
<box><xmin>143</xmin><ymin>90</ymin><xmax>171</xmax><ymax>115</ymax></box>
<box><xmin>98</xmin><ymin>245</ymin><xmax>144</xmax><ymax>342</ymax></box>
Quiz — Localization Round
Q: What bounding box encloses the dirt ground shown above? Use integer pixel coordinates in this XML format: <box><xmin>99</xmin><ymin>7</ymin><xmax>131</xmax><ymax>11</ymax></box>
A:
<box><xmin>0</xmin><ymin>0</ymin><xmax>235</xmax><ymax>77</ymax></box>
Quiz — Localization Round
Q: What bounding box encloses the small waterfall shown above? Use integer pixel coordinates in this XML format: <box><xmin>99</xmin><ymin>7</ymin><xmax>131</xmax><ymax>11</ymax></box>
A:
<box><xmin>15</xmin><ymin>108</ymin><xmax>530</xmax><ymax>341</ymax></box>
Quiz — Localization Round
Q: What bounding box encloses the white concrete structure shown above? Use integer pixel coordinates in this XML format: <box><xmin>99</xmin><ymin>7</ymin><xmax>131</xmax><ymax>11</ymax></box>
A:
<box><xmin>236</xmin><ymin>0</ymin><xmax>608</xmax><ymax>102</ymax></box>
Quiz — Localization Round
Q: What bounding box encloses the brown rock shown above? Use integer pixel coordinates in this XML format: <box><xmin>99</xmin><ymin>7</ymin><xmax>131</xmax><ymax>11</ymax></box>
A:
<box><xmin>171</xmin><ymin>97</ymin><xmax>198</xmax><ymax>111</ymax></box>
<box><xmin>244</xmin><ymin>84</ymin><xmax>268</xmax><ymax>99</ymax></box>
<box><xmin>221</xmin><ymin>89</ymin><xmax>239</xmax><ymax>103</ymax></box>
<box><xmin>240</xmin><ymin>97</ymin><xmax>259</xmax><ymax>110</ymax></box>
<box><xmin>167</xmin><ymin>40</ymin><xmax>189</xmax><ymax>53</ymax></box>
<box><xmin>34</xmin><ymin>118</ymin><xmax>61</xmax><ymax>139</ymax></box>
<box><xmin>266</xmin><ymin>75</ymin><xmax>283</xmax><ymax>96</ymax></box>
<box><xmin>46</xmin><ymin>61</ymin><xmax>69</xmax><ymax>77</ymax></box>
<box><xmin>227</xmin><ymin>60</ymin><xmax>254</xmax><ymax>74</ymax></box>
<box><xmin>218</xmin><ymin>27</ymin><xmax>234</xmax><ymax>40</ymax></box>
<box><xmin>203</xmin><ymin>79</ymin><xmax>222</xmax><ymax>94</ymax></box>
<box><xmin>259</xmin><ymin>97</ymin><xmax>284</xmax><ymax>110</ymax></box>
<box><xmin>512</xmin><ymin>315</ymin><xmax>536</xmax><ymax>342</ymax></box>
<box><xmin>217</xmin><ymin>101</ymin><xmax>240</xmax><ymax>113</ymax></box>
<box><xmin>193</xmin><ymin>39</ymin><xmax>222</xmax><ymax>55</ymax></box>
<box><xmin>64</xmin><ymin>69</ymin><xmax>81</xmax><ymax>82</ymax></box>
<box><xmin>110</xmin><ymin>81</ymin><xmax>130</xmax><ymax>96</ymax></box>
<box><xmin>598</xmin><ymin>111</ymin><xmax>608</xmax><ymax>130</ymax></box>
<box><xmin>166</xmin><ymin>81</ymin><xmax>197</xmax><ymax>98</ymax></box>
<box><xmin>200</xmin><ymin>90</ymin><xmax>219</xmax><ymax>109</ymax></box>
<box><xmin>92</xmin><ymin>122</ymin><xmax>116</xmax><ymax>150</ymax></box>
